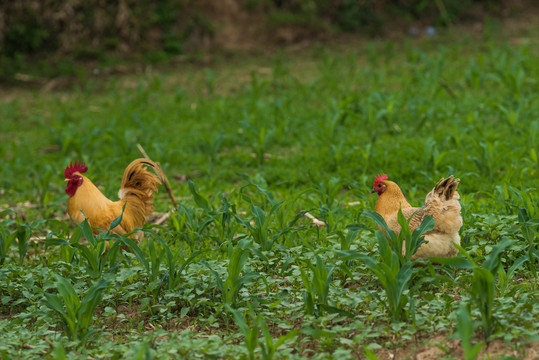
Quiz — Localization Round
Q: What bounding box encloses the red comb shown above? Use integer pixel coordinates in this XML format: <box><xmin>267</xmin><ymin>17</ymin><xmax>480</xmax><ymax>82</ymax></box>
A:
<box><xmin>373</xmin><ymin>173</ymin><xmax>388</xmax><ymax>187</ymax></box>
<box><xmin>64</xmin><ymin>161</ymin><xmax>88</xmax><ymax>178</ymax></box>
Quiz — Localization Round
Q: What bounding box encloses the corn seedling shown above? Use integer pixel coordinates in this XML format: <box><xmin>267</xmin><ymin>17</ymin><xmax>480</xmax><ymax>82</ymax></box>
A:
<box><xmin>298</xmin><ymin>255</ymin><xmax>339</xmax><ymax>317</ymax></box>
<box><xmin>230</xmin><ymin>305</ymin><xmax>258</xmax><ymax>360</ymax></box>
<box><xmin>230</xmin><ymin>305</ymin><xmax>298</xmax><ymax>360</ymax></box>
<box><xmin>338</xmin><ymin>210</ymin><xmax>433</xmax><ymax>322</ymax></box>
<box><xmin>142</xmin><ymin>229</ymin><xmax>205</xmax><ymax>292</ymax></box>
<box><xmin>497</xmin><ymin>254</ymin><xmax>529</xmax><ymax>297</ymax></box>
<box><xmin>71</xmin><ymin>216</ymin><xmax>122</xmax><ymax>277</ymax></box>
<box><xmin>145</xmin><ymin>236</ymin><xmax>163</xmax><ymax>299</ymax></box>
<box><xmin>335</xmin><ymin>224</ymin><xmax>364</xmax><ymax>251</ymax></box>
<box><xmin>44</xmin><ymin>274</ymin><xmax>110</xmax><ymax>342</ymax></box>
<box><xmin>517</xmin><ymin>206</ymin><xmax>538</xmax><ymax>278</ymax></box>
<box><xmin>234</xmin><ymin>200</ymin><xmax>285</xmax><ymax>252</ymax></box>
<box><xmin>202</xmin><ymin>238</ymin><xmax>260</xmax><ymax>308</ymax></box>
<box><xmin>256</xmin><ymin>315</ymin><xmax>298</xmax><ymax>360</ymax></box>
<box><xmin>240</xmin><ymin>118</ymin><xmax>272</xmax><ymax>166</ymax></box>
<box><xmin>0</xmin><ymin>210</ymin><xmax>16</xmax><ymax>264</ymax></box>
<box><xmin>16</xmin><ymin>218</ymin><xmax>46</xmax><ymax>265</ymax></box>
<box><xmin>235</xmin><ymin>180</ymin><xmax>302</xmax><ymax>252</ymax></box>
<box><xmin>454</xmin><ymin>237</ymin><xmax>515</xmax><ymax>341</ymax></box>
<box><xmin>186</xmin><ymin>180</ymin><xmax>238</xmax><ymax>245</ymax></box>
<box><xmin>456</xmin><ymin>304</ymin><xmax>485</xmax><ymax>360</ymax></box>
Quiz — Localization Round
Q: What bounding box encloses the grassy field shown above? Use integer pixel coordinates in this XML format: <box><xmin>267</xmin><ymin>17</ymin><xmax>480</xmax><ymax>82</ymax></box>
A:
<box><xmin>0</xmin><ymin>21</ymin><xmax>538</xmax><ymax>359</ymax></box>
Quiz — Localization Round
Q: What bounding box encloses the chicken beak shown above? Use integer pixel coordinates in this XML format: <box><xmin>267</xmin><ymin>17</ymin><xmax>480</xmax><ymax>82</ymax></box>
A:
<box><xmin>371</xmin><ymin>189</ymin><xmax>376</xmax><ymax>194</ymax></box>
<box><xmin>64</xmin><ymin>178</ymin><xmax>70</xmax><ymax>182</ymax></box>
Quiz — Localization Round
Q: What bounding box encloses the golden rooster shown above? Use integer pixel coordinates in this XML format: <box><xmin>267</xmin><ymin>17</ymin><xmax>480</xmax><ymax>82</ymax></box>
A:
<box><xmin>64</xmin><ymin>159</ymin><xmax>163</xmax><ymax>239</ymax></box>
<box><xmin>372</xmin><ymin>174</ymin><xmax>462</xmax><ymax>259</ymax></box>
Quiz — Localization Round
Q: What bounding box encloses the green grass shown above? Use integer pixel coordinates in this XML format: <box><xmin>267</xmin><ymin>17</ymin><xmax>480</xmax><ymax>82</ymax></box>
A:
<box><xmin>0</xmin><ymin>24</ymin><xmax>538</xmax><ymax>359</ymax></box>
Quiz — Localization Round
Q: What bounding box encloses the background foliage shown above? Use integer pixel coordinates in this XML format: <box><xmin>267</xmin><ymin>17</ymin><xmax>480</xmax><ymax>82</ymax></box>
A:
<box><xmin>0</xmin><ymin>0</ymin><xmax>526</xmax><ymax>81</ymax></box>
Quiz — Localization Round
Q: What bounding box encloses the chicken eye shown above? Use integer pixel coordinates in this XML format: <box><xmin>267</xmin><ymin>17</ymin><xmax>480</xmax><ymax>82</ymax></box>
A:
<box><xmin>377</xmin><ymin>184</ymin><xmax>381</xmax><ymax>187</ymax></box>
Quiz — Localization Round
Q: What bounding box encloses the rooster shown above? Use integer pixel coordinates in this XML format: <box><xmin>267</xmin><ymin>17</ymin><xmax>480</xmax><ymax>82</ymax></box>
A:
<box><xmin>372</xmin><ymin>174</ymin><xmax>462</xmax><ymax>259</ymax></box>
<box><xmin>64</xmin><ymin>159</ymin><xmax>163</xmax><ymax>239</ymax></box>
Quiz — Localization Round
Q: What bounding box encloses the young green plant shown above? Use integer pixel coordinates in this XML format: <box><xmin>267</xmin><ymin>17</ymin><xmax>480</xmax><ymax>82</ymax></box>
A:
<box><xmin>298</xmin><ymin>255</ymin><xmax>338</xmax><ymax>317</ymax></box>
<box><xmin>230</xmin><ymin>305</ymin><xmax>298</xmax><ymax>360</ymax></box>
<box><xmin>454</xmin><ymin>237</ymin><xmax>517</xmax><ymax>341</ymax></box>
<box><xmin>338</xmin><ymin>209</ymin><xmax>434</xmax><ymax>322</ymax></box>
<box><xmin>44</xmin><ymin>274</ymin><xmax>110</xmax><ymax>342</ymax></box>
<box><xmin>202</xmin><ymin>238</ymin><xmax>261</xmax><ymax>308</ymax></box>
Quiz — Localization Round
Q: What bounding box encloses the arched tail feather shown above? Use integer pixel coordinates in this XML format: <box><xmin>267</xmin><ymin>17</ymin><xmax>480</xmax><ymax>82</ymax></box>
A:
<box><xmin>118</xmin><ymin>159</ymin><xmax>163</xmax><ymax>229</ymax></box>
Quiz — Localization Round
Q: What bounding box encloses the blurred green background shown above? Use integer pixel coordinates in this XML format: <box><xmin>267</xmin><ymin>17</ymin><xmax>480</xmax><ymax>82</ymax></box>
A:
<box><xmin>0</xmin><ymin>0</ymin><xmax>532</xmax><ymax>82</ymax></box>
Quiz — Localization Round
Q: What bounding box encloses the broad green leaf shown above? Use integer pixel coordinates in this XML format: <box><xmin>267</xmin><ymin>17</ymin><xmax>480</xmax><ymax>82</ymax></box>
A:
<box><xmin>109</xmin><ymin>201</ymin><xmax>127</xmax><ymax>231</ymax></box>
<box><xmin>119</xmin><ymin>237</ymin><xmax>149</xmax><ymax>272</ymax></box>
<box><xmin>188</xmin><ymin>180</ymin><xmax>211</xmax><ymax>212</ymax></box>
<box><xmin>483</xmin><ymin>237</ymin><xmax>513</xmax><ymax>274</ymax></box>
<box><xmin>78</xmin><ymin>278</ymin><xmax>110</xmax><ymax>329</ymax></box>
<box><xmin>428</xmin><ymin>256</ymin><xmax>473</xmax><ymax>269</ymax></box>
<box><xmin>79</xmin><ymin>215</ymin><xmax>96</xmax><ymax>247</ymax></box>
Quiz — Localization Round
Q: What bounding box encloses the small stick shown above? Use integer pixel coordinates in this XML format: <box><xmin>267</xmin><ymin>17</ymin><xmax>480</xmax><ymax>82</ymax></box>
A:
<box><xmin>154</xmin><ymin>212</ymin><xmax>171</xmax><ymax>226</ymax></box>
<box><xmin>304</xmin><ymin>212</ymin><xmax>325</xmax><ymax>228</ymax></box>
<box><xmin>43</xmin><ymin>338</ymin><xmax>54</xmax><ymax>348</ymax></box>
<box><xmin>137</xmin><ymin>143</ymin><xmax>150</xmax><ymax>159</ymax></box>
<box><xmin>439</xmin><ymin>79</ymin><xmax>457</xmax><ymax>99</ymax></box>
<box><xmin>137</xmin><ymin>144</ymin><xmax>178</xmax><ymax>208</ymax></box>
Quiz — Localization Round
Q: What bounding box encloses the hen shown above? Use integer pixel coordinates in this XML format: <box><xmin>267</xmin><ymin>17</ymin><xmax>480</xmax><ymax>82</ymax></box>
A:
<box><xmin>64</xmin><ymin>159</ymin><xmax>163</xmax><ymax>239</ymax></box>
<box><xmin>372</xmin><ymin>174</ymin><xmax>462</xmax><ymax>259</ymax></box>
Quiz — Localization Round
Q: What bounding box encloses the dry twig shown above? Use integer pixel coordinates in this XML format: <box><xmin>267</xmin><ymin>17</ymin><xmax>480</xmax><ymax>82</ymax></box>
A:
<box><xmin>153</xmin><ymin>212</ymin><xmax>171</xmax><ymax>226</ymax></box>
<box><xmin>439</xmin><ymin>78</ymin><xmax>457</xmax><ymax>99</ymax></box>
<box><xmin>304</xmin><ymin>212</ymin><xmax>325</xmax><ymax>227</ymax></box>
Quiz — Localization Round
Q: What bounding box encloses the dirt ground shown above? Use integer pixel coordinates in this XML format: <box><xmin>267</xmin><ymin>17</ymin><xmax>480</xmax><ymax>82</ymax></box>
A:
<box><xmin>376</xmin><ymin>335</ymin><xmax>538</xmax><ymax>360</ymax></box>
